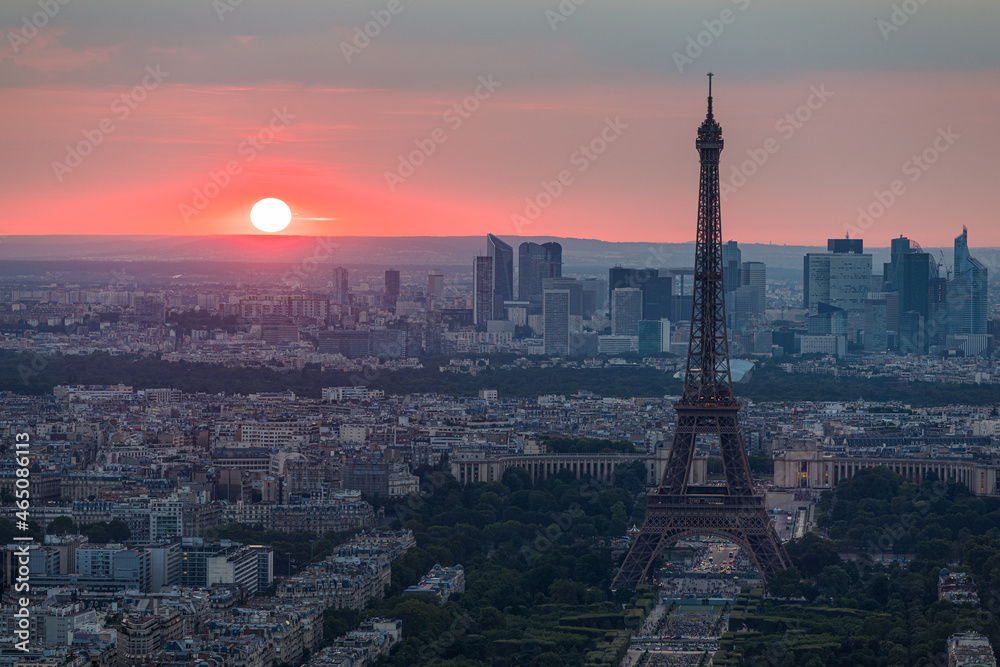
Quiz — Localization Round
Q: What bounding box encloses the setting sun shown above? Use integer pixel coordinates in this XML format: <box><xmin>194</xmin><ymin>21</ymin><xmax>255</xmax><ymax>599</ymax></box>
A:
<box><xmin>250</xmin><ymin>198</ymin><xmax>291</xmax><ymax>233</ymax></box>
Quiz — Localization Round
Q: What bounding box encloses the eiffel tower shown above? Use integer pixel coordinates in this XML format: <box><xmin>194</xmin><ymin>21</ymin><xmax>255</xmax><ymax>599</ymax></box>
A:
<box><xmin>612</xmin><ymin>74</ymin><xmax>790</xmax><ymax>590</ymax></box>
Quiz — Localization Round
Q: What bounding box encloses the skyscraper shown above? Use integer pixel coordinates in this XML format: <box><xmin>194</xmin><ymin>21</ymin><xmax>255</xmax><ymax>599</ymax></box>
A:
<box><xmin>611</xmin><ymin>287</ymin><xmax>642</xmax><ymax>336</ymax></box>
<box><xmin>518</xmin><ymin>241</ymin><xmax>562</xmax><ymax>306</ymax></box>
<box><xmin>473</xmin><ymin>256</ymin><xmax>493</xmax><ymax>327</ymax></box>
<box><xmin>609</xmin><ymin>267</ymin><xmax>647</xmax><ymax>302</ymax></box>
<box><xmin>722</xmin><ymin>241</ymin><xmax>742</xmax><ymax>295</ymax></box>
<box><xmin>608</xmin><ymin>268</ymin><xmax>672</xmax><ymax>320</ymax></box>
<box><xmin>947</xmin><ymin>227</ymin><xmax>988</xmax><ymax>336</ymax></box>
<box><xmin>637</xmin><ymin>320</ymin><xmax>663</xmax><ymax>356</ymax></box>
<box><xmin>884</xmin><ymin>235</ymin><xmax>912</xmax><ymax>290</ymax></box>
<box><xmin>542</xmin><ymin>242</ymin><xmax>562</xmax><ymax>278</ymax></box>
<box><xmin>332</xmin><ymin>267</ymin><xmax>350</xmax><ymax>305</ymax></box>
<box><xmin>927</xmin><ymin>274</ymin><xmax>948</xmax><ymax>347</ymax></box>
<box><xmin>518</xmin><ymin>243</ymin><xmax>545</xmax><ymax>305</ymax></box>
<box><xmin>807</xmin><ymin>302</ymin><xmax>847</xmax><ymax>335</ymax></box>
<box><xmin>641</xmin><ymin>276</ymin><xmax>673</xmax><ymax>321</ymax></box>
<box><xmin>581</xmin><ymin>278</ymin><xmax>608</xmax><ymax>316</ymax></box>
<box><xmin>803</xmin><ymin>239</ymin><xmax>872</xmax><ymax>315</ymax></box>
<box><xmin>897</xmin><ymin>251</ymin><xmax>932</xmax><ymax>332</ymax></box>
<box><xmin>827</xmin><ymin>237</ymin><xmax>864</xmax><ymax>254</ymax></box>
<box><xmin>741</xmin><ymin>261</ymin><xmax>766</xmax><ymax>315</ymax></box>
<box><xmin>543</xmin><ymin>289</ymin><xmax>570</xmax><ymax>355</ymax></box>
<box><xmin>384</xmin><ymin>269</ymin><xmax>400</xmax><ymax>310</ymax></box>
<box><xmin>899</xmin><ymin>310</ymin><xmax>925</xmax><ymax>354</ymax></box>
<box><xmin>427</xmin><ymin>270</ymin><xmax>444</xmax><ymax>299</ymax></box>
<box><xmin>883</xmin><ymin>235</ymin><xmax>934</xmax><ymax>342</ymax></box>
<box><xmin>542</xmin><ymin>277</ymin><xmax>582</xmax><ymax>316</ymax></box>
<box><xmin>864</xmin><ymin>297</ymin><xmax>888</xmax><ymax>352</ymax></box>
<box><xmin>487</xmin><ymin>234</ymin><xmax>514</xmax><ymax>312</ymax></box>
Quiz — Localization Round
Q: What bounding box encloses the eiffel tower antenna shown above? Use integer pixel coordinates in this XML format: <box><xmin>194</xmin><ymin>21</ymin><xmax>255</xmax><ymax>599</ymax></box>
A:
<box><xmin>612</xmin><ymin>75</ymin><xmax>789</xmax><ymax>590</ymax></box>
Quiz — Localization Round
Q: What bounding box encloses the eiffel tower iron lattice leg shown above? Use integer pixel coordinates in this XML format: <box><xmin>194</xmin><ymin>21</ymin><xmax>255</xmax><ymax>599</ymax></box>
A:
<box><xmin>612</xmin><ymin>74</ymin><xmax>789</xmax><ymax>590</ymax></box>
<box><xmin>613</xmin><ymin>492</ymin><xmax>789</xmax><ymax>588</ymax></box>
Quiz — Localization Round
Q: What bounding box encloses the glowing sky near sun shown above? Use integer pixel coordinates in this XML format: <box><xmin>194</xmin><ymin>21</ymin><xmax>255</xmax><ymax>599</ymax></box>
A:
<box><xmin>1</xmin><ymin>0</ymin><xmax>999</xmax><ymax>246</ymax></box>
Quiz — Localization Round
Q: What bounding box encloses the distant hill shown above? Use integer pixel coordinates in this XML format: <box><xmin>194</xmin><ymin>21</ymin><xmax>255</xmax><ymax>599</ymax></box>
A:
<box><xmin>1</xmin><ymin>235</ymin><xmax>993</xmax><ymax>282</ymax></box>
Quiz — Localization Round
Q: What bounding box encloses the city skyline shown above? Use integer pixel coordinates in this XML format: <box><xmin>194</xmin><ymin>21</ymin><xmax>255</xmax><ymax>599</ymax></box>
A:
<box><xmin>2</xmin><ymin>1</ymin><xmax>999</xmax><ymax>244</ymax></box>
<box><xmin>4</xmin><ymin>4</ymin><xmax>1000</xmax><ymax>665</ymax></box>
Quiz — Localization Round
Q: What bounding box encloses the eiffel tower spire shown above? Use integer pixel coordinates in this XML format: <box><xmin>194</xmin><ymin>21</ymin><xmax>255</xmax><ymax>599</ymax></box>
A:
<box><xmin>683</xmin><ymin>72</ymin><xmax>732</xmax><ymax>407</ymax></box>
<box><xmin>612</xmin><ymin>75</ymin><xmax>789</xmax><ymax>590</ymax></box>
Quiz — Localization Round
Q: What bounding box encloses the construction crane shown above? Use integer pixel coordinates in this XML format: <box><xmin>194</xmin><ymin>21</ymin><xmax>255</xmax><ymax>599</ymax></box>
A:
<box><xmin>937</xmin><ymin>250</ymin><xmax>953</xmax><ymax>280</ymax></box>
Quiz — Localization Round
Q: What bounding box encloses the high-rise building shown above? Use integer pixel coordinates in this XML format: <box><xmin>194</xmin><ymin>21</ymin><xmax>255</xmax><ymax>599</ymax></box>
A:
<box><xmin>333</xmin><ymin>267</ymin><xmax>350</xmax><ymax>305</ymax></box>
<box><xmin>384</xmin><ymin>269</ymin><xmax>400</xmax><ymax>310</ymax></box>
<box><xmin>637</xmin><ymin>320</ymin><xmax>663</xmax><ymax>356</ymax></box>
<box><xmin>427</xmin><ymin>270</ymin><xmax>444</xmax><ymax>299</ymax></box>
<box><xmin>609</xmin><ymin>267</ymin><xmax>650</xmax><ymax>302</ymax></box>
<box><xmin>371</xmin><ymin>328</ymin><xmax>406</xmax><ymax>358</ymax></box>
<box><xmin>722</xmin><ymin>241</ymin><xmax>742</xmax><ymax>294</ymax></box>
<box><xmin>581</xmin><ymin>278</ymin><xmax>608</xmax><ymax>316</ymax></box>
<box><xmin>885</xmin><ymin>235</ymin><xmax>912</xmax><ymax>288</ymax></box>
<box><xmin>807</xmin><ymin>303</ymin><xmax>847</xmax><ymax>335</ymax></box>
<box><xmin>827</xmin><ymin>237</ymin><xmax>864</xmax><ymax>254</ymax></box>
<box><xmin>133</xmin><ymin>296</ymin><xmax>165</xmax><ymax>323</ymax></box>
<box><xmin>947</xmin><ymin>227</ymin><xmax>988</xmax><ymax>336</ymax></box>
<box><xmin>118</xmin><ymin>615</ymin><xmax>162</xmax><ymax>666</ymax></box>
<box><xmin>641</xmin><ymin>276</ymin><xmax>673</xmax><ymax>321</ymax></box>
<box><xmin>543</xmin><ymin>242</ymin><xmax>562</xmax><ymax>278</ymax></box>
<box><xmin>899</xmin><ymin>310</ymin><xmax>925</xmax><ymax>354</ymax></box>
<box><xmin>731</xmin><ymin>286</ymin><xmax>757</xmax><ymax>335</ymax></box>
<box><xmin>519</xmin><ymin>242</ymin><xmax>545</xmax><ymax>304</ymax></box>
<box><xmin>741</xmin><ymin>261</ymin><xmax>766</xmax><ymax>315</ymax></box>
<box><xmin>487</xmin><ymin>234</ymin><xmax>514</xmax><ymax>309</ymax></box>
<box><xmin>608</xmin><ymin>268</ymin><xmax>672</xmax><ymax>320</ymax></box>
<box><xmin>543</xmin><ymin>289</ymin><xmax>570</xmax><ymax>355</ymax></box>
<box><xmin>803</xmin><ymin>239</ymin><xmax>872</xmax><ymax>315</ymax></box>
<box><xmin>864</xmin><ymin>297</ymin><xmax>888</xmax><ymax>352</ymax></box>
<box><xmin>611</xmin><ymin>287</ymin><xmax>642</xmax><ymax>336</ymax></box>
<box><xmin>928</xmin><ymin>274</ymin><xmax>948</xmax><ymax>346</ymax></box>
<box><xmin>473</xmin><ymin>256</ymin><xmax>494</xmax><ymax>327</ymax></box>
<box><xmin>883</xmin><ymin>235</ymin><xmax>934</xmax><ymax>340</ymax></box>
<box><xmin>76</xmin><ymin>545</ymin><xmax>153</xmax><ymax>592</ymax></box>
<box><xmin>867</xmin><ymin>291</ymin><xmax>900</xmax><ymax>336</ymax></box>
<box><xmin>897</xmin><ymin>251</ymin><xmax>933</xmax><ymax>337</ymax></box>
<box><xmin>318</xmin><ymin>330</ymin><xmax>370</xmax><ymax>357</ymax></box>
<box><xmin>671</xmin><ymin>293</ymin><xmax>694</xmax><ymax>324</ymax></box>
<box><xmin>542</xmin><ymin>277</ymin><xmax>582</xmax><ymax>316</ymax></box>
<box><xmin>518</xmin><ymin>241</ymin><xmax>562</xmax><ymax>306</ymax></box>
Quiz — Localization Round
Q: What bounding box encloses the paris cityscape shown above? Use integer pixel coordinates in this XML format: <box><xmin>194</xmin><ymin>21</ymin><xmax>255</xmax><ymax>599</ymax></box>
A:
<box><xmin>3</xmin><ymin>2</ymin><xmax>1000</xmax><ymax>666</ymax></box>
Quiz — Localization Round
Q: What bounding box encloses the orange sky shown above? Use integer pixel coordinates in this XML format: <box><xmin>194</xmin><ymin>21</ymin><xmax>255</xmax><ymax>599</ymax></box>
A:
<box><xmin>1</xmin><ymin>1</ymin><xmax>998</xmax><ymax>246</ymax></box>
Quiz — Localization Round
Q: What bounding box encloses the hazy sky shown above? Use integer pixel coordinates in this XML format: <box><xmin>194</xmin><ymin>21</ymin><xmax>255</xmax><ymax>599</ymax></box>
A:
<box><xmin>1</xmin><ymin>0</ymin><xmax>998</xmax><ymax>245</ymax></box>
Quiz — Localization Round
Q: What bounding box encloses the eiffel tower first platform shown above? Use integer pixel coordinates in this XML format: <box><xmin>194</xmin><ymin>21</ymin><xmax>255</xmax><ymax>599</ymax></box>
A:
<box><xmin>611</xmin><ymin>75</ymin><xmax>790</xmax><ymax>590</ymax></box>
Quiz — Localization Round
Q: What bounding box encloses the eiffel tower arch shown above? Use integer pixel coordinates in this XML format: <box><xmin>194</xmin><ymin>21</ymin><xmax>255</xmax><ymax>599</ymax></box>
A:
<box><xmin>612</xmin><ymin>75</ymin><xmax>790</xmax><ymax>590</ymax></box>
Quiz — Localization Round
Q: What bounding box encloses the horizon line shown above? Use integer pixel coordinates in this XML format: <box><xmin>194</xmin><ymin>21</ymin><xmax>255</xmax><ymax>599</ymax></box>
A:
<box><xmin>0</xmin><ymin>233</ymin><xmax>991</xmax><ymax>249</ymax></box>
